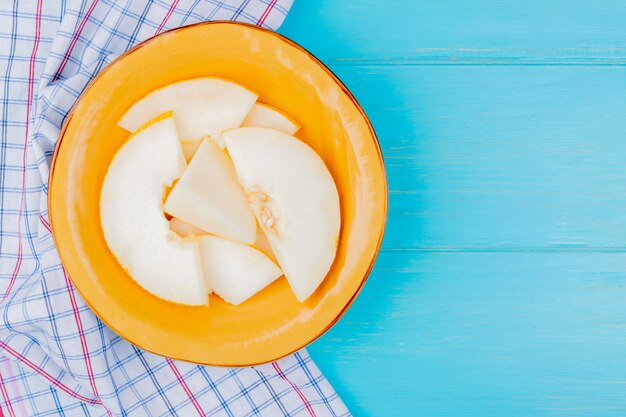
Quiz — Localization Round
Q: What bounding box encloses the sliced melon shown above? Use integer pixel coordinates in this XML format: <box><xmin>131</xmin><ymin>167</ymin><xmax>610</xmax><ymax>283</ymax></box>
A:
<box><xmin>239</xmin><ymin>102</ymin><xmax>299</xmax><ymax>259</ymax></box>
<box><xmin>164</xmin><ymin>138</ymin><xmax>256</xmax><ymax>244</ymax></box>
<box><xmin>223</xmin><ymin>127</ymin><xmax>340</xmax><ymax>302</ymax></box>
<box><xmin>169</xmin><ymin>217</ymin><xmax>206</xmax><ymax>237</ymax></box>
<box><xmin>118</xmin><ymin>78</ymin><xmax>257</xmax><ymax>149</ymax></box>
<box><xmin>242</xmin><ymin>103</ymin><xmax>300</xmax><ymax>135</ymax></box>
<box><xmin>100</xmin><ymin>115</ymin><xmax>207</xmax><ymax>306</ymax></box>
<box><xmin>198</xmin><ymin>235</ymin><xmax>282</xmax><ymax>306</ymax></box>
<box><xmin>169</xmin><ymin>218</ymin><xmax>277</xmax><ymax>262</ymax></box>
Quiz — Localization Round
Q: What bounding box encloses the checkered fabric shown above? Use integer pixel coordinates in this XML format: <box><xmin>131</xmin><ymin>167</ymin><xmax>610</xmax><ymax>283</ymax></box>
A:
<box><xmin>0</xmin><ymin>1</ymin><xmax>351</xmax><ymax>416</ymax></box>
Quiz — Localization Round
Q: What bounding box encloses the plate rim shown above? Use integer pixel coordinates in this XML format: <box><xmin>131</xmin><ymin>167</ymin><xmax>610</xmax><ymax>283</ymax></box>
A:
<box><xmin>48</xmin><ymin>20</ymin><xmax>388</xmax><ymax>366</ymax></box>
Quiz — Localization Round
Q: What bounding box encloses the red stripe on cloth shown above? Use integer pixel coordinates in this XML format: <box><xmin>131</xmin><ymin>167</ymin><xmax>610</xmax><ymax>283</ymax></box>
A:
<box><xmin>61</xmin><ymin>269</ymin><xmax>112</xmax><ymax>416</ymax></box>
<box><xmin>40</xmin><ymin>216</ymin><xmax>110</xmax><ymax>415</ymax></box>
<box><xmin>37</xmin><ymin>229</ymin><xmax>111</xmax><ymax>415</ymax></box>
<box><xmin>52</xmin><ymin>0</ymin><xmax>99</xmax><ymax>82</ymax></box>
<box><xmin>156</xmin><ymin>0</ymin><xmax>180</xmax><ymax>34</ymax></box>
<box><xmin>166</xmin><ymin>359</ymin><xmax>205</xmax><ymax>416</ymax></box>
<box><xmin>0</xmin><ymin>370</ymin><xmax>16</xmax><ymax>417</ymax></box>
<box><xmin>1</xmin><ymin>0</ymin><xmax>43</xmax><ymax>304</ymax></box>
<box><xmin>40</xmin><ymin>218</ymin><xmax>110</xmax><ymax>414</ymax></box>
<box><xmin>0</xmin><ymin>341</ymin><xmax>98</xmax><ymax>404</ymax></box>
<box><xmin>272</xmin><ymin>362</ymin><xmax>316</xmax><ymax>417</ymax></box>
<box><xmin>39</xmin><ymin>214</ymin><xmax>51</xmax><ymax>232</ymax></box>
<box><xmin>256</xmin><ymin>0</ymin><xmax>278</xmax><ymax>26</ymax></box>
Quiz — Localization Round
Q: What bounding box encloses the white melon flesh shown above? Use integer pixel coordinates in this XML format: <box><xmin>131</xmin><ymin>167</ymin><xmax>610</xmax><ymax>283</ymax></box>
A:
<box><xmin>223</xmin><ymin>127</ymin><xmax>340</xmax><ymax>302</ymax></box>
<box><xmin>242</xmin><ymin>103</ymin><xmax>300</xmax><ymax>135</ymax></box>
<box><xmin>100</xmin><ymin>116</ymin><xmax>207</xmax><ymax>306</ymax></box>
<box><xmin>169</xmin><ymin>217</ymin><xmax>207</xmax><ymax>237</ymax></box>
<box><xmin>118</xmin><ymin>78</ymin><xmax>258</xmax><ymax>148</ymax></box>
<box><xmin>169</xmin><ymin>218</ymin><xmax>277</xmax><ymax>262</ymax></box>
<box><xmin>198</xmin><ymin>235</ymin><xmax>282</xmax><ymax>306</ymax></box>
<box><xmin>164</xmin><ymin>138</ymin><xmax>256</xmax><ymax>244</ymax></box>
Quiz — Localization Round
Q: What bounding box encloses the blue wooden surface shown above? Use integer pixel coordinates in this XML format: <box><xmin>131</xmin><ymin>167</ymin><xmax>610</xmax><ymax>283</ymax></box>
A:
<box><xmin>280</xmin><ymin>2</ymin><xmax>626</xmax><ymax>416</ymax></box>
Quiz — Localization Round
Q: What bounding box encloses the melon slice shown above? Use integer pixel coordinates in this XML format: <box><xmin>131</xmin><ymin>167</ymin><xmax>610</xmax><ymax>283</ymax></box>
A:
<box><xmin>198</xmin><ymin>235</ymin><xmax>282</xmax><ymax>306</ymax></box>
<box><xmin>223</xmin><ymin>127</ymin><xmax>341</xmax><ymax>302</ymax></box>
<box><xmin>170</xmin><ymin>219</ymin><xmax>276</xmax><ymax>262</ymax></box>
<box><xmin>178</xmin><ymin>102</ymin><xmax>299</xmax><ymax>162</ymax></box>
<box><xmin>164</xmin><ymin>138</ymin><xmax>256</xmax><ymax>244</ymax></box>
<box><xmin>169</xmin><ymin>217</ymin><xmax>206</xmax><ymax>237</ymax></box>
<box><xmin>100</xmin><ymin>115</ymin><xmax>207</xmax><ymax>306</ymax></box>
<box><xmin>118</xmin><ymin>77</ymin><xmax>257</xmax><ymax>149</ymax></box>
<box><xmin>242</xmin><ymin>103</ymin><xmax>300</xmax><ymax>135</ymax></box>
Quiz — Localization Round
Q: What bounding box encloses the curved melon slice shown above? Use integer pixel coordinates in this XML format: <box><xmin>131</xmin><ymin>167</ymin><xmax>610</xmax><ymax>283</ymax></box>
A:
<box><xmin>118</xmin><ymin>78</ymin><xmax>258</xmax><ymax>148</ymax></box>
<box><xmin>100</xmin><ymin>115</ymin><xmax>207</xmax><ymax>306</ymax></box>
<box><xmin>242</xmin><ymin>103</ymin><xmax>300</xmax><ymax>135</ymax></box>
<box><xmin>164</xmin><ymin>138</ymin><xmax>256</xmax><ymax>244</ymax></box>
<box><xmin>223</xmin><ymin>127</ymin><xmax>341</xmax><ymax>302</ymax></box>
<box><xmin>198</xmin><ymin>235</ymin><xmax>282</xmax><ymax>306</ymax></box>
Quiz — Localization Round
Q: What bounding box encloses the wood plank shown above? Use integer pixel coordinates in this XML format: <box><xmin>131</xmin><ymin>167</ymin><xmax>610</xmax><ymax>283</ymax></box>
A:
<box><xmin>280</xmin><ymin>0</ymin><xmax>626</xmax><ymax>64</ymax></box>
<box><xmin>309</xmin><ymin>251</ymin><xmax>626</xmax><ymax>416</ymax></box>
<box><xmin>309</xmin><ymin>64</ymin><xmax>626</xmax><ymax>249</ymax></box>
<box><xmin>278</xmin><ymin>4</ymin><xmax>626</xmax><ymax>417</ymax></box>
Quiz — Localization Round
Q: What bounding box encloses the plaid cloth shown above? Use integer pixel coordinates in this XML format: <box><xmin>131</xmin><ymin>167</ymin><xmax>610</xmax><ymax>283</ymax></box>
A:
<box><xmin>0</xmin><ymin>1</ymin><xmax>351</xmax><ymax>416</ymax></box>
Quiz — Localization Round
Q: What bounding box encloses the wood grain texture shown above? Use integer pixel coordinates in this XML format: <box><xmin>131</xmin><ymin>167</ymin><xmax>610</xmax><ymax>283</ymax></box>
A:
<box><xmin>280</xmin><ymin>1</ymin><xmax>626</xmax><ymax>416</ymax></box>
<box><xmin>315</xmin><ymin>252</ymin><xmax>626</xmax><ymax>416</ymax></box>
<box><xmin>281</xmin><ymin>0</ymin><xmax>626</xmax><ymax>64</ymax></box>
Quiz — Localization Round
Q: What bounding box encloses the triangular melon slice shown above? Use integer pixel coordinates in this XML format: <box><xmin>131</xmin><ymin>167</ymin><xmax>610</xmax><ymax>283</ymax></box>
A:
<box><xmin>178</xmin><ymin>102</ymin><xmax>300</xmax><ymax>162</ymax></box>
<box><xmin>198</xmin><ymin>235</ymin><xmax>282</xmax><ymax>306</ymax></box>
<box><xmin>164</xmin><ymin>138</ymin><xmax>256</xmax><ymax>244</ymax></box>
<box><xmin>100</xmin><ymin>115</ymin><xmax>207</xmax><ymax>306</ymax></box>
<box><xmin>118</xmin><ymin>77</ymin><xmax>257</xmax><ymax>149</ymax></box>
<box><xmin>223</xmin><ymin>127</ymin><xmax>341</xmax><ymax>302</ymax></box>
<box><xmin>170</xmin><ymin>218</ymin><xmax>277</xmax><ymax>263</ymax></box>
<box><xmin>242</xmin><ymin>103</ymin><xmax>300</xmax><ymax>135</ymax></box>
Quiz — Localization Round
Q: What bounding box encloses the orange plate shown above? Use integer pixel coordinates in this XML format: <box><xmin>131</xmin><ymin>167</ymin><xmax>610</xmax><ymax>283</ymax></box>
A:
<box><xmin>49</xmin><ymin>22</ymin><xmax>387</xmax><ymax>366</ymax></box>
